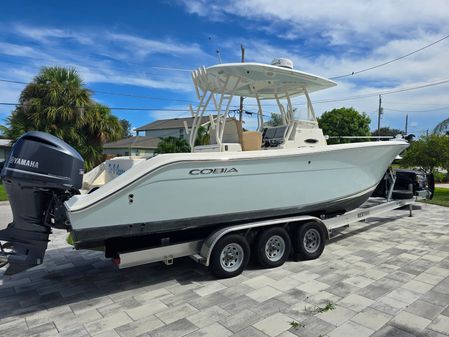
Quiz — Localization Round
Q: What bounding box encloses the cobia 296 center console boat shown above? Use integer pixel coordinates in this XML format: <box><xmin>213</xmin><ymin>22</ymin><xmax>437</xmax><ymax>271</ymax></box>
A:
<box><xmin>0</xmin><ymin>59</ymin><xmax>408</xmax><ymax>276</ymax></box>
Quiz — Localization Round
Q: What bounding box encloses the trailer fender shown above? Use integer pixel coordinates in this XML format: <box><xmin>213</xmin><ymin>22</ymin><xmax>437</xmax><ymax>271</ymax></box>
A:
<box><xmin>199</xmin><ymin>215</ymin><xmax>326</xmax><ymax>266</ymax></box>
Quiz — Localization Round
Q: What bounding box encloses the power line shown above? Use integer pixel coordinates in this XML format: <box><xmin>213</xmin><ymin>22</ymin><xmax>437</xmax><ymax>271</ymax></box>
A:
<box><xmin>383</xmin><ymin>101</ymin><xmax>449</xmax><ymax>107</ymax></box>
<box><xmin>2</xmin><ymin>77</ymin><xmax>449</xmax><ymax>111</ymax></box>
<box><xmin>381</xmin><ymin>79</ymin><xmax>449</xmax><ymax>95</ymax></box>
<box><xmin>0</xmin><ymin>78</ymin><xmax>196</xmax><ymax>104</ymax></box>
<box><xmin>313</xmin><ymin>78</ymin><xmax>449</xmax><ymax>104</ymax></box>
<box><xmin>237</xmin><ymin>78</ymin><xmax>449</xmax><ymax>108</ymax></box>
<box><xmin>0</xmin><ymin>79</ymin><xmax>27</xmax><ymax>85</ymax></box>
<box><xmin>0</xmin><ymin>102</ymin><xmax>214</xmax><ymax>112</ymax></box>
<box><xmin>0</xmin><ymin>77</ymin><xmax>266</xmax><ymax>114</ymax></box>
<box><xmin>0</xmin><ymin>58</ymin><xmax>191</xmax><ymax>92</ymax></box>
<box><xmin>330</xmin><ymin>34</ymin><xmax>449</xmax><ymax>79</ymax></box>
<box><xmin>92</xmin><ymin>89</ymin><xmax>193</xmax><ymax>103</ymax></box>
<box><xmin>0</xmin><ymin>55</ymin><xmax>192</xmax><ymax>75</ymax></box>
<box><xmin>384</xmin><ymin>106</ymin><xmax>449</xmax><ymax>113</ymax></box>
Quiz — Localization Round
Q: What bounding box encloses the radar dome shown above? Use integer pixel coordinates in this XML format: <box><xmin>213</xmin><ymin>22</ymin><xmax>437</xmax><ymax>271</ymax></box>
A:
<box><xmin>271</xmin><ymin>58</ymin><xmax>294</xmax><ymax>69</ymax></box>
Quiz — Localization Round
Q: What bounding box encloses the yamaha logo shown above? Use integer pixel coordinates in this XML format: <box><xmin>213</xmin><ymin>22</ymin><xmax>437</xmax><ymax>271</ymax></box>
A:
<box><xmin>189</xmin><ymin>167</ymin><xmax>238</xmax><ymax>175</ymax></box>
<box><xmin>10</xmin><ymin>156</ymin><xmax>39</xmax><ymax>169</ymax></box>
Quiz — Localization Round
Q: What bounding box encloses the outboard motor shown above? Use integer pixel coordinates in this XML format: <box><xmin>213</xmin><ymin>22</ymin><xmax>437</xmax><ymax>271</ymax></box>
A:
<box><xmin>0</xmin><ymin>131</ymin><xmax>83</xmax><ymax>275</ymax></box>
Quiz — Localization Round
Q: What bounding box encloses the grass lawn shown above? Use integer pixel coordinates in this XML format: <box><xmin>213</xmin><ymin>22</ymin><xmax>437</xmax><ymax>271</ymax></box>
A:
<box><xmin>422</xmin><ymin>187</ymin><xmax>449</xmax><ymax>207</ymax></box>
<box><xmin>0</xmin><ymin>183</ymin><xmax>7</xmax><ymax>201</ymax></box>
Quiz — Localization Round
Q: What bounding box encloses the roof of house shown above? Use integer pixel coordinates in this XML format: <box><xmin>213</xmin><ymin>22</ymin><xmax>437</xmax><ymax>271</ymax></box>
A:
<box><xmin>103</xmin><ymin>136</ymin><xmax>160</xmax><ymax>149</ymax></box>
<box><xmin>0</xmin><ymin>139</ymin><xmax>12</xmax><ymax>147</ymax></box>
<box><xmin>135</xmin><ymin>116</ymin><xmax>213</xmax><ymax>131</ymax></box>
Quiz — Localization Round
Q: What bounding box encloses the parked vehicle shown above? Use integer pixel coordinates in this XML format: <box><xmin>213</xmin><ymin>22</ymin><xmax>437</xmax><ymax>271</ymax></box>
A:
<box><xmin>372</xmin><ymin>168</ymin><xmax>434</xmax><ymax>200</ymax></box>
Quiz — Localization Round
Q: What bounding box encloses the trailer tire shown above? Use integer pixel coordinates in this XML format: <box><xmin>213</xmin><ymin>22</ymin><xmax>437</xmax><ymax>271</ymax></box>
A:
<box><xmin>293</xmin><ymin>222</ymin><xmax>325</xmax><ymax>260</ymax></box>
<box><xmin>210</xmin><ymin>234</ymin><xmax>250</xmax><ymax>278</ymax></box>
<box><xmin>255</xmin><ymin>227</ymin><xmax>291</xmax><ymax>268</ymax></box>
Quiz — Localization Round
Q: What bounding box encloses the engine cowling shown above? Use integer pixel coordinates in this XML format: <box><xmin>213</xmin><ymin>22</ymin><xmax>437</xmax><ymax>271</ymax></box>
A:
<box><xmin>0</xmin><ymin>131</ymin><xmax>84</xmax><ymax>275</ymax></box>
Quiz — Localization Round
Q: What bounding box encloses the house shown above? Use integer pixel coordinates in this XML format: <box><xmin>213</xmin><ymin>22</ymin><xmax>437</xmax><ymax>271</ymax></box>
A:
<box><xmin>135</xmin><ymin>116</ymin><xmax>211</xmax><ymax>140</ymax></box>
<box><xmin>103</xmin><ymin>136</ymin><xmax>159</xmax><ymax>157</ymax></box>
<box><xmin>103</xmin><ymin>116</ymin><xmax>211</xmax><ymax>157</ymax></box>
<box><xmin>0</xmin><ymin>139</ymin><xmax>12</xmax><ymax>162</ymax></box>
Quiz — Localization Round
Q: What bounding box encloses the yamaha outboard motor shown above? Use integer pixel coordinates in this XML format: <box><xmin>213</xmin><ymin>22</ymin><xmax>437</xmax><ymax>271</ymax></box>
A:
<box><xmin>0</xmin><ymin>131</ymin><xmax>83</xmax><ymax>275</ymax></box>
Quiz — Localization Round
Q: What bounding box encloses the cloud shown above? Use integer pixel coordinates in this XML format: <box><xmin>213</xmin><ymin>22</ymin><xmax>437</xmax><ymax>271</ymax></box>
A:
<box><xmin>0</xmin><ymin>26</ymin><xmax>206</xmax><ymax>93</ymax></box>
<box><xmin>179</xmin><ymin>0</ymin><xmax>449</xmax><ymax>47</ymax></box>
<box><xmin>107</xmin><ymin>33</ymin><xmax>206</xmax><ymax>59</ymax></box>
<box><xmin>0</xmin><ymin>41</ymin><xmax>54</xmax><ymax>60</ymax></box>
<box><xmin>2</xmin><ymin>18</ymin><xmax>448</xmax><ymax>135</ymax></box>
<box><xmin>14</xmin><ymin>24</ymin><xmax>93</xmax><ymax>45</ymax></box>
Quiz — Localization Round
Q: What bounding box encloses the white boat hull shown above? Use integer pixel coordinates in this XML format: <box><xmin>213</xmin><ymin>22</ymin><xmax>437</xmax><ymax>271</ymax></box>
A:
<box><xmin>66</xmin><ymin>141</ymin><xmax>408</xmax><ymax>244</ymax></box>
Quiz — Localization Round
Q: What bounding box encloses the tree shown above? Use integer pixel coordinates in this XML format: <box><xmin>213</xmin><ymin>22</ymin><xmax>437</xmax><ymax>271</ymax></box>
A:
<box><xmin>371</xmin><ymin>127</ymin><xmax>403</xmax><ymax>137</ymax></box>
<box><xmin>264</xmin><ymin>113</ymin><xmax>284</xmax><ymax>127</ymax></box>
<box><xmin>3</xmin><ymin>67</ymin><xmax>123</xmax><ymax>170</ymax></box>
<box><xmin>400</xmin><ymin>135</ymin><xmax>449</xmax><ymax>174</ymax></box>
<box><xmin>80</xmin><ymin>103</ymin><xmax>123</xmax><ymax>167</ymax></box>
<box><xmin>119</xmin><ymin>119</ymin><xmax>133</xmax><ymax>138</ymax></box>
<box><xmin>433</xmin><ymin>117</ymin><xmax>449</xmax><ymax>135</ymax></box>
<box><xmin>156</xmin><ymin>137</ymin><xmax>190</xmax><ymax>154</ymax></box>
<box><xmin>318</xmin><ymin>107</ymin><xmax>371</xmax><ymax>144</ymax></box>
<box><xmin>194</xmin><ymin>125</ymin><xmax>210</xmax><ymax>146</ymax></box>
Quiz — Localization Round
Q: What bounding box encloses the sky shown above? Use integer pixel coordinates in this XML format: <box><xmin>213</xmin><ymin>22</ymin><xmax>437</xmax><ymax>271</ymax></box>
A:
<box><xmin>1</xmin><ymin>0</ymin><xmax>449</xmax><ymax>136</ymax></box>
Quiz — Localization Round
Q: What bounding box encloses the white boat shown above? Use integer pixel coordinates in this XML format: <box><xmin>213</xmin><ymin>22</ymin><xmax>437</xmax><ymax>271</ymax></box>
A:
<box><xmin>0</xmin><ymin>58</ymin><xmax>408</xmax><ymax>274</ymax></box>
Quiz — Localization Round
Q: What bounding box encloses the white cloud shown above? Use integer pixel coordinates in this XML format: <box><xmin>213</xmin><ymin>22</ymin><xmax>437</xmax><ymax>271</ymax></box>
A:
<box><xmin>0</xmin><ymin>26</ymin><xmax>204</xmax><ymax>92</ymax></box>
<box><xmin>14</xmin><ymin>24</ymin><xmax>93</xmax><ymax>45</ymax></box>
<box><xmin>107</xmin><ymin>33</ymin><xmax>206</xmax><ymax>59</ymax></box>
<box><xmin>2</xmin><ymin>18</ymin><xmax>449</xmax><ymax>135</ymax></box>
<box><xmin>0</xmin><ymin>41</ymin><xmax>54</xmax><ymax>60</ymax></box>
<box><xmin>180</xmin><ymin>0</ymin><xmax>449</xmax><ymax>46</ymax></box>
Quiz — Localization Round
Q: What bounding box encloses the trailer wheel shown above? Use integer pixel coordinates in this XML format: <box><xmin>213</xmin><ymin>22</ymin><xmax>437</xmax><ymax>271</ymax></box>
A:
<box><xmin>293</xmin><ymin>222</ymin><xmax>325</xmax><ymax>260</ymax></box>
<box><xmin>210</xmin><ymin>234</ymin><xmax>250</xmax><ymax>278</ymax></box>
<box><xmin>255</xmin><ymin>227</ymin><xmax>291</xmax><ymax>268</ymax></box>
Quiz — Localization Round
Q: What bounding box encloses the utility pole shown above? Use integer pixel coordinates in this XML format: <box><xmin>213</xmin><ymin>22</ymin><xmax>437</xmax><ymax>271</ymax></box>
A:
<box><xmin>239</xmin><ymin>44</ymin><xmax>245</xmax><ymax>122</ymax></box>
<box><xmin>405</xmin><ymin>114</ymin><xmax>408</xmax><ymax>134</ymax></box>
<box><xmin>377</xmin><ymin>94</ymin><xmax>382</xmax><ymax>140</ymax></box>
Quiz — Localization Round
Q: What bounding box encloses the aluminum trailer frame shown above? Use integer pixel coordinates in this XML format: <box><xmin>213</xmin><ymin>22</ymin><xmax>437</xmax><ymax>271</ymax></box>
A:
<box><xmin>116</xmin><ymin>192</ymin><xmax>422</xmax><ymax>271</ymax></box>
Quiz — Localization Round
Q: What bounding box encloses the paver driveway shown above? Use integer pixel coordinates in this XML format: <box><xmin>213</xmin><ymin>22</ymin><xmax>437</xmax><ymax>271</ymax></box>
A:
<box><xmin>1</xmin><ymin>202</ymin><xmax>449</xmax><ymax>337</ymax></box>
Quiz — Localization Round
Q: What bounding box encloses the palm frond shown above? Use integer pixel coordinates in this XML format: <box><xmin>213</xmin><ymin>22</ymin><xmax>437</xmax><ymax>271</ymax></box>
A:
<box><xmin>433</xmin><ymin>117</ymin><xmax>449</xmax><ymax>135</ymax></box>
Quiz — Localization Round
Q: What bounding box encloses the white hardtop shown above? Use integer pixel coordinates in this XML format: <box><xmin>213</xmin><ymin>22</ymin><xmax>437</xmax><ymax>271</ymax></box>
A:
<box><xmin>187</xmin><ymin>60</ymin><xmax>336</xmax><ymax>150</ymax></box>
<box><xmin>195</xmin><ymin>62</ymin><xmax>336</xmax><ymax>99</ymax></box>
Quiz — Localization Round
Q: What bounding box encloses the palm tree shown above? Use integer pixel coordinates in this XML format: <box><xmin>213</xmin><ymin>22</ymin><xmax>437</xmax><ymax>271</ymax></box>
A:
<box><xmin>433</xmin><ymin>118</ymin><xmax>449</xmax><ymax>135</ymax></box>
<box><xmin>4</xmin><ymin>67</ymin><xmax>123</xmax><ymax>170</ymax></box>
<box><xmin>156</xmin><ymin>137</ymin><xmax>190</xmax><ymax>154</ymax></box>
<box><xmin>194</xmin><ymin>125</ymin><xmax>210</xmax><ymax>146</ymax></box>
<box><xmin>80</xmin><ymin>103</ymin><xmax>123</xmax><ymax>169</ymax></box>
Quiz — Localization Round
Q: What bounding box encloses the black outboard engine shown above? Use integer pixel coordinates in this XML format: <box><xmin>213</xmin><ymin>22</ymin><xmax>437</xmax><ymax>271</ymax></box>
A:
<box><xmin>0</xmin><ymin>131</ymin><xmax>83</xmax><ymax>275</ymax></box>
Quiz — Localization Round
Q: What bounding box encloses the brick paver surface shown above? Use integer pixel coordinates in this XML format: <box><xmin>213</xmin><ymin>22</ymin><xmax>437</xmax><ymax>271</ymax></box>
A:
<box><xmin>1</xmin><ymin>202</ymin><xmax>449</xmax><ymax>336</ymax></box>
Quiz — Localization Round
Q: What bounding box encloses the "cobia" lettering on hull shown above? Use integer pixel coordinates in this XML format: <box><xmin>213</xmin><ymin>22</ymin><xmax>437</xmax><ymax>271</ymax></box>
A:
<box><xmin>189</xmin><ymin>168</ymin><xmax>238</xmax><ymax>175</ymax></box>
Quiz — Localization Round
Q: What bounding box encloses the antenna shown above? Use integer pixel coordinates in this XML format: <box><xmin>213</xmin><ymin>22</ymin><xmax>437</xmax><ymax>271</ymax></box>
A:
<box><xmin>377</xmin><ymin>94</ymin><xmax>383</xmax><ymax>140</ymax></box>
<box><xmin>239</xmin><ymin>44</ymin><xmax>245</xmax><ymax>122</ymax></box>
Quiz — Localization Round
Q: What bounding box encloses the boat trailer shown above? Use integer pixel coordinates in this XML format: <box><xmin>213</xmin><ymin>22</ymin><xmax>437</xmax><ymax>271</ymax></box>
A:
<box><xmin>114</xmin><ymin>185</ymin><xmax>426</xmax><ymax>277</ymax></box>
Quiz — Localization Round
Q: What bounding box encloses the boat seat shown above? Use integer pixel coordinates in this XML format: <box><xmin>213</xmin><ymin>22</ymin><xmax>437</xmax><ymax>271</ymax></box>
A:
<box><xmin>241</xmin><ymin>131</ymin><xmax>262</xmax><ymax>151</ymax></box>
<box><xmin>209</xmin><ymin>119</ymin><xmax>262</xmax><ymax>151</ymax></box>
<box><xmin>209</xmin><ymin>118</ymin><xmax>243</xmax><ymax>144</ymax></box>
<box><xmin>262</xmin><ymin>126</ymin><xmax>287</xmax><ymax>147</ymax></box>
